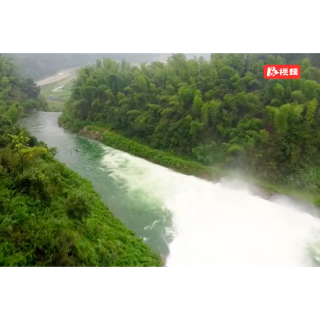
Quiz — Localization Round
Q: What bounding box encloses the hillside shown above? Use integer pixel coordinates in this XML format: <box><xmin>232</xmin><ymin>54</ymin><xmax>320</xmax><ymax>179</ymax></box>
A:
<box><xmin>0</xmin><ymin>54</ymin><xmax>162</xmax><ymax>266</ymax></box>
<box><xmin>60</xmin><ymin>53</ymin><xmax>320</xmax><ymax>196</ymax></box>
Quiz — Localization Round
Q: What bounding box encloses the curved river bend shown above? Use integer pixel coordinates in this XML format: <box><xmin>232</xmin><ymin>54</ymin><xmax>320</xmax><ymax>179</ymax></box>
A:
<box><xmin>21</xmin><ymin>112</ymin><xmax>320</xmax><ymax>267</ymax></box>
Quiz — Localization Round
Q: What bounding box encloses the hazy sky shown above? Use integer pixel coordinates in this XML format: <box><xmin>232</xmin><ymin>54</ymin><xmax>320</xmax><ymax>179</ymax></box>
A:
<box><xmin>5</xmin><ymin>53</ymin><xmax>215</xmax><ymax>80</ymax></box>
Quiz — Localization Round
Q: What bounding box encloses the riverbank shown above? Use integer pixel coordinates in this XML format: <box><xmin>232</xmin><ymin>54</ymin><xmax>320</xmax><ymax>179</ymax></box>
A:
<box><xmin>3</xmin><ymin>143</ymin><xmax>163</xmax><ymax>266</ymax></box>
<box><xmin>58</xmin><ymin>113</ymin><xmax>320</xmax><ymax>208</ymax></box>
<box><xmin>1</xmin><ymin>128</ymin><xmax>163</xmax><ymax>266</ymax></box>
<box><xmin>36</xmin><ymin>68</ymin><xmax>78</xmax><ymax>87</ymax></box>
<box><xmin>40</xmin><ymin>73</ymin><xmax>76</xmax><ymax>112</ymax></box>
<box><xmin>58</xmin><ymin>114</ymin><xmax>221</xmax><ymax>179</ymax></box>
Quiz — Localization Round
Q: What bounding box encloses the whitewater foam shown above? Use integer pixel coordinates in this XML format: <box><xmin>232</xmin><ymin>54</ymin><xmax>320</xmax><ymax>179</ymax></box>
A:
<box><xmin>100</xmin><ymin>145</ymin><xmax>320</xmax><ymax>267</ymax></box>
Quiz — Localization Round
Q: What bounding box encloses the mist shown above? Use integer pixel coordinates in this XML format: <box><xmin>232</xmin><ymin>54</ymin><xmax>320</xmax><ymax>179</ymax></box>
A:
<box><xmin>4</xmin><ymin>53</ymin><xmax>214</xmax><ymax>80</ymax></box>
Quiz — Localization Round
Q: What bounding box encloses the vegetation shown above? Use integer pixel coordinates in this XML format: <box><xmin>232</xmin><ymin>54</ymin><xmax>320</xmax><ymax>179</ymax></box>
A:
<box><xmin>60</xmin><ymin>112</ymin><xmax>220</xmax><ymax>179</ymax></box>
<box><xmin>40</xmin><ymin>76</ymin><xmax>76</xmax><ymax>112</ymax></box>
<box><xmin>7</xmin><ymin>53</ymin><xmax>320</xmax><ymax>83</ymax></box>
<box><xmin>258</xmin><ymin>53</ymin><xmax>320</xmax><ymax>69</ymax></box>
<box><xmin>59</xmin><ymin>111</ymin><xmax>320</xmax><ymax>207</ymax></box>
<box><xmin>0</xmin><ymin>53</ymin><xmax>162</xmax><ymax>266</ymax></box>
<box><xmin>61</xmin><ymin>53</ymin><xmax>320</xmax><ymax>197</ymax></box>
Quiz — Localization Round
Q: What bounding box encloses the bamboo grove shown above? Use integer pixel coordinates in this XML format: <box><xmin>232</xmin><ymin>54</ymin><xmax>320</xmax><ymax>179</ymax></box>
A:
<box><xmin>64</xmin><ymin>53</ymin><xmax>320</xmax><ymax>190</ymax></box>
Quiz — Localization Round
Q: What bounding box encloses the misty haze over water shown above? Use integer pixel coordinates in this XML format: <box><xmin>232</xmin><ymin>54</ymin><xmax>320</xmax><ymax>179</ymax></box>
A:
<box><xmin>5</xmin><ymin>53</ymin><xmax>211</xmax><ymax>80</ymax></box>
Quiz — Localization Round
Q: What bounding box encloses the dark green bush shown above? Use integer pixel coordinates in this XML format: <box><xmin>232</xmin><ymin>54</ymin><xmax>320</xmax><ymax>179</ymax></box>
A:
<box><xmin>0</xmin><ymin>54</ymin><xmax>163</xmax><ymax>267</ymax></box>
<box><xmin>66</xmin><ymin>191</ymin><xmax>92</xmax><ymax>221</ymax></box>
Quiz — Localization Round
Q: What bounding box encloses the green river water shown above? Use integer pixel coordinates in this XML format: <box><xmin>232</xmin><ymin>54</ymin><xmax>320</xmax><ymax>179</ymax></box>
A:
<box><xmin>20</xmin><ymin>111</ymin><xmax>320</xmax><ymax>267</ymax></box>
<box><xmin>21</xmin><ymin>112</ymin><xmax>173</xmax><ymax>257</ymax></box>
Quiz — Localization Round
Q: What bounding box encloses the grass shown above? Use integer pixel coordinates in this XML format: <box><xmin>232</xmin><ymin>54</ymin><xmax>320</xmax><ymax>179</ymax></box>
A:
<box><xmin>58</xmin><ymin>112</ymin><xmax>320</xmax><ymax>207</ymax></box>
<box><xmin>92</xmin><ymin>125</ymin><xmax>220</xmax><ymax>179</ymax></box>
<box><xmin>58</xmin><ymin>112</ymin><xmax>220</xmax><ymax>180</ymax></box>
<box><xmin>40</xmin><ymin>75</ymin><xmax>75</xmax><ymax>112</ymax></box>
<box><xmin>253</xmin><ymin>178</ymin><xmax>320</xmax><ymax>205</ymax></box>
<box><xmin>0</xmin><ymin>147</ymin><xmax>163</xmax><ymax>266</ymax></box>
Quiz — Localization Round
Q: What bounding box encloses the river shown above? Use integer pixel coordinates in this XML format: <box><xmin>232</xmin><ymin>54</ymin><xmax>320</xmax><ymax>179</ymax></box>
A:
<box><xmin>20</xmin><ymin>112</ymin><xmax>320</xmax><ymax>267</ymax></box>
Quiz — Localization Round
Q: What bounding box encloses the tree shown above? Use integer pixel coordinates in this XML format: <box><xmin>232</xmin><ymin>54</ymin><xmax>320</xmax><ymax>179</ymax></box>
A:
<box><xmin>61</xmin><ymin>53</ymin><xmax>320</xmax><ymax>184</ymax></box>
<box><xmin>9</xmin><ymin>132</ymin><xmax>47</xmax><ymax>172</ymax></box>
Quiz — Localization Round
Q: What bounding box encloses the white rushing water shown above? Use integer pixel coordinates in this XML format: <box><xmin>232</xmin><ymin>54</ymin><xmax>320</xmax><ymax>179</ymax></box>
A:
<box><xmin>100</xmin><ymin>145</ymin><xmax>320</xmax><ymax>267</ymax></box>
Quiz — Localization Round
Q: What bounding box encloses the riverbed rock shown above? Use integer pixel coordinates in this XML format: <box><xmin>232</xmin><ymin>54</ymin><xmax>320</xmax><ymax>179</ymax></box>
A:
<box><xmin>79</xmin><ymin>127</ymin><xmax>102</xmax><ymax>141</ymax></box>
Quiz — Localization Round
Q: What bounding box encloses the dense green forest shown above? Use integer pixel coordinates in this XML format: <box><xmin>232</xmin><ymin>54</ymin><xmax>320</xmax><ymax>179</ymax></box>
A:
<box><xmin>4</xmin><ymin>53</ymin><xmax>320</xmax><ymax>80</ymax></box>
<box><xmin>61</xmin><ymin>53</ymin><xmax>320</xmax><ymax>192</ymax></box>
<box><xmin>5</xmin><ymin>53</ymin><xmax>216</xmax><ymax>81</ymax></box>
<box><xmin>0</xmin><ymin>54</ymin><xmax>161</xmax><ymax>266</ymax></box>
<box><xmin>257</xmin><ymin>54</ymin><xmax>320</xmax><ymax>68</ymax></box>
<box><xmin>6</xmin><ymin>53</ymin><xmax>320</xmax><ymax>82</ymax></box>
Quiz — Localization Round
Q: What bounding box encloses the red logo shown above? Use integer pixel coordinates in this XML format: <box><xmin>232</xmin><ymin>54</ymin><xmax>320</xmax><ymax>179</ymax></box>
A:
<box><xmin>264</xmin><ymin>65</ymin><xmax>301</xmax><ymax>79</ymax></box>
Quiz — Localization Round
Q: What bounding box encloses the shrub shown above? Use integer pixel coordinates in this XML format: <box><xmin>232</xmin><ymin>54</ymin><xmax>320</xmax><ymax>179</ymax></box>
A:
<box><xmin>66</xmin><ymin>191</ymin><xmax>92</xmax><ymax>221</ymax></box>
